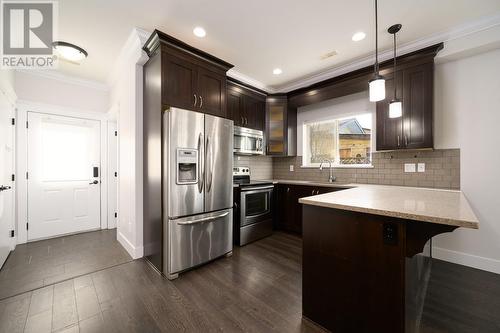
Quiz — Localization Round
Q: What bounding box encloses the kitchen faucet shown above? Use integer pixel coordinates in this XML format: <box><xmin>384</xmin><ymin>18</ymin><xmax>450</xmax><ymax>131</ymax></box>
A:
<box><xmin>319</xmin><ymin>160</ymin><xmax>336</xmax><ymax>183</ymax></box>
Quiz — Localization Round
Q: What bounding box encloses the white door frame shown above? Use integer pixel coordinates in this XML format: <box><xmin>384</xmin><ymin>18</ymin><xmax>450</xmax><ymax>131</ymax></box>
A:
<box><xmin>16</xmin><ymin>100</ymin><xmax>111</xmax><ymax>244</ymax></box>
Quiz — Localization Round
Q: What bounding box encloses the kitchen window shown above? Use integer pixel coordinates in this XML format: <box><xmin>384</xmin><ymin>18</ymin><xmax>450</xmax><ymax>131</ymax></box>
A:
<box><xmin>302</xmin><ymin>113</ymin><xmax>372</xmax><ymax>167</ymax></box>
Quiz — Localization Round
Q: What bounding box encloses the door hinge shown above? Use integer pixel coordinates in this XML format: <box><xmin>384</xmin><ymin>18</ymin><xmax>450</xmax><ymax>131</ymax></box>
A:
<box><xmin>114</xmin><ymin>212</ymin><xmax>117</xmax><ymax>218</ymax></box>
<box><xmin>26</xmin><ymin>121</ymin><xmax>28</xmax><ymax>129</ymax></box>
<box><xmin>114</xmin><ymin>131</ymin><xmax>117</xmax><ymax>136</ymax></box>
<box><xmin>11</xmin><ymin>118</ymin><xmax>15</xmax><ymax>126</ymax></box>
<box><xmin>114</xmin><ymin>171</ymin><xmax>117</xmax><ymax>177</ymax></box>
<box><xmin>10</xmin><ymin>230</ymin><xmax>14</xmax><ymax>237</ymax></box>
<box><xmin>11</xmin><ymin>174</ymin><xmax>15</xmax><ymax>181</ymax></box>
<box><xmin>26</xmin><ymin>172</ymin><xmax>29</xmax><ymax>179</ymax></box>
<box><xmin>26</xmin><ymin>223</ymin><xmax>29</xmax><ymax>230</ymax></box>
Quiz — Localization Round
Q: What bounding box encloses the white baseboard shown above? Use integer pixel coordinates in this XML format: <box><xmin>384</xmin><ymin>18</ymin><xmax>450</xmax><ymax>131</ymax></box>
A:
<box><xmin>433</xmin><ymin>247</ymin><xmax>500</xmax><ymax>274</ymax></box>
<box><xmin>117</xmin><ymin>231</ymin><xmax>144</xmax><ymax>259</ymax></box>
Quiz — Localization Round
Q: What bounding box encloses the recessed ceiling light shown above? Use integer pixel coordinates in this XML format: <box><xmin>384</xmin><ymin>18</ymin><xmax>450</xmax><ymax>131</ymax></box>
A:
<box><xmin>352</xmin><ymin>32</ymin><xmax>366</xmax><ymax>42</ymax></box>
<box><xmin>52</xmin><ymin>41</ymin><xmax>88</xmax><ymax>62</ymax></box>
<box><xmin>273</xmin><ymin>68</ymin><xmax>282</xmax><ymax>75</ymax></box>
<box><xmin>193</xmin><ymin>27</ymin><xmax>206</xmax><ymax>38</ymax></box>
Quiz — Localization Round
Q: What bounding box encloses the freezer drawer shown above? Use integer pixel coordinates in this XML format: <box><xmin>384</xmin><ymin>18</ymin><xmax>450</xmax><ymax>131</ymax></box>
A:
<box><xmin>167</xmin><ymin>209</ymin><xmax>233</xmax><ymax>274</ymax></box>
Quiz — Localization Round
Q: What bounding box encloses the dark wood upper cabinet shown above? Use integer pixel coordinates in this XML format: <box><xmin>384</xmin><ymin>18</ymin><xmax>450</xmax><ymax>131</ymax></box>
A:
<box><xmin>143</xmin><ymin>30</ymin><xmax>233</xmax><ymax>117</ymax></box>
<box><xmin>162</xmin><ymin>53</ymin><xmax>198</xmax><ymax>111</ymax></box>
<box><xmin>197</xmin><ymin>66</ymin><xmax>227</xmax><ymax>117</ymax></box>
<box><xmin>266</xmin><ymin>95</ymin><xmax>296</xmax><ymax>156</ymax></box>
<box><xmin>376</xmin><ymin>61</ymin><xmax>434</xmax><ymax>151</ymax></box>
<box><xmin>403</xmin><ymin>62</ymin><xmax>433</xmax><ymax>149</ymax></box>
<box><xmin>227</xmin><ymin>80</ymin><xmax>266</xmax><ymax>131</ymax></box>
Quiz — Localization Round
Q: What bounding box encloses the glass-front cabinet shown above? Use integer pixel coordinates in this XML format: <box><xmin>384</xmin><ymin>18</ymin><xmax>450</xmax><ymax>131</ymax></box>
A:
<box><xmin>266</xmin><ymin>95</ymin><xmax>296</xmax><ymax>156</ymax></box>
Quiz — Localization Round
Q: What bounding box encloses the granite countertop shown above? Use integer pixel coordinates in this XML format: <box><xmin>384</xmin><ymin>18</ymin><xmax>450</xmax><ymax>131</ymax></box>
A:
<box><xmin>297</xmin><ymin>184</ymin><xmax>479</xmax><ymax>229</ymax></box>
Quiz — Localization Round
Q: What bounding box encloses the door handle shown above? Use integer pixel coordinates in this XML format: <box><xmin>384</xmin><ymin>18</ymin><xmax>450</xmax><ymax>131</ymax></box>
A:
<box><xmin>89</xmin><ymin>180</ymin><xmax>99</xmax><ymax>185</ymax></box>
<box><xmin>197</xmin><ymin>133</ymin><xmax>204</xmax><ymax>193</ymax></box>
<box><xmin>241</xmin><ymin>116</ymin><xmax>244</xmax><ymax>125</ymax></box>
<box><xmin>405</xmin><ymin>135</ymin><xmax>408</xmax><ymax>147</ymax></box>
<box><xmin>193</xmin><ymin>94</ymin><xmax>197</xmax><ymax>107</ymax></box>
<box><xmin>206</xmin><ymin>136</ymin><xmax>213</xmax><ymax>192</ymax></box>
<box><xmin>200</xmin><ymin>96</ymin><xmax>203</xmax><ymax>108</ymax></box>
<box><xmin>176</xmin><ymin>211</ymin><xmax>229</xmax><ymax>225</ymax></box>
<box><xmin>397</xmin><ymin>135</ymin><xmax>400</xmax><ymax>147</ymax></box>
<box><xmin>0</xmin><ymin>185</ymin><xmax>12</xmax><ymax>191</ymax></box>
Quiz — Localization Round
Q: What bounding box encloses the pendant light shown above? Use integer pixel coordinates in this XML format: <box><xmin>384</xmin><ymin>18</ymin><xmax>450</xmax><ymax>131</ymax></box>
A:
<box><xmin>388</xmin><ymin>24</ymin><xmax>402</xmax><ymax>118</ymax></box>
<box><xmin>369</xmin><ymin>0</ymin><xmax>385</xmax><ymax>102</ymax></box>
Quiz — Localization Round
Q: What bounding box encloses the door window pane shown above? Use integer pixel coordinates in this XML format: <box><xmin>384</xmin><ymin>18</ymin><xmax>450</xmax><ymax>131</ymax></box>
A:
<box><xmin>41</xmin><ymin>119</ymin><xmax>92</xmax><ymax>181</ymax></box>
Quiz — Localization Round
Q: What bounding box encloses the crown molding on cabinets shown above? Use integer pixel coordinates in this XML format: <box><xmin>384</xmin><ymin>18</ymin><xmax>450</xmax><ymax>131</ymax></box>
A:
<box><xmin>227</xmin><ymin>69</ymin><xmax>276</xmax><ymax>94</ymax></box>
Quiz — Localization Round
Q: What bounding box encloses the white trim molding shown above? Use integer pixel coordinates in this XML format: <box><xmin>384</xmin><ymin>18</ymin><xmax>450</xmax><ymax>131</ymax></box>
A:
<box><xmin>433</xmin><ymin>246</ymin><xmax>500</xmax><ymax>275</ymax></box>
<box><xmin>15</xmin><ymin>69</ymin><xmax>109</xmax><ymax>92</ymax></box>
<box><xmin>117</xmin><ymin>231</ymin><xmax>143</xmax><ymax>259</ymax></box>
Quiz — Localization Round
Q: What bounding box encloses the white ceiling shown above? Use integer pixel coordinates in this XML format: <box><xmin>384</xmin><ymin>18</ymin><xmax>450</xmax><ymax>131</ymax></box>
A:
<box><xmin>55</xmin><ymin>0</ymin><xmax>500</xmax><ymax>90</ymax></box>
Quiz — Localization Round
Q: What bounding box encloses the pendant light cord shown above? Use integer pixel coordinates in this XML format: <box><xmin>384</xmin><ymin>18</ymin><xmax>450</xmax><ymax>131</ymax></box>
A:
<box><xmin>374</xmin><ymin>0</ymin><xmax>379</xmax><ymax>74</ymax></box>
<box><xmin>393</xmin><ymin>32</ymin><xmax>397</xmax><ymax>98</ymax></box>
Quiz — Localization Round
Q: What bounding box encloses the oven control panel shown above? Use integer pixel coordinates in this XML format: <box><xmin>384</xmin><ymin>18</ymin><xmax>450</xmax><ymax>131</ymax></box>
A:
<box><xmin>233</xmin><ymin>167</ymin><xmax>250</xmax><ymax>176</ymax></box>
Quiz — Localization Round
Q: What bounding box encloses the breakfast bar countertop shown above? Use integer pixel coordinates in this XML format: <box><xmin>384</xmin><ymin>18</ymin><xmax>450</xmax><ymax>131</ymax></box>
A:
<box><xmin>297</xmin><ymin>184</ymin><xmax>479</xmax><ymax>229</ymax></box>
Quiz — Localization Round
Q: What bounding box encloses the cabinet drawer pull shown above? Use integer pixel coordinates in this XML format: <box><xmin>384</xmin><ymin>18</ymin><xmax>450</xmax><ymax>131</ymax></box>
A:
<box><xmin>193</xmin><ymin>94</ymin><xmax>197</xmax><ymax>107</ymax></box>
<box><xmin>200</xmin><ymin>96</ymin><xmax>203</xmax><ymax>108</ymax></box>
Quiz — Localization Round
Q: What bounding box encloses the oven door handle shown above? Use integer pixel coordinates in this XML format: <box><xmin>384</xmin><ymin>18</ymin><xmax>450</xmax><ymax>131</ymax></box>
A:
<box><xmin>176</xmin><ymin>211</ymin><xmax>229</xmax><ymax>225</ymax></box>
<box><xmin>241</xmin><ymin>185</ymin><xmax>274</xmax><ymax>192</ymax></box>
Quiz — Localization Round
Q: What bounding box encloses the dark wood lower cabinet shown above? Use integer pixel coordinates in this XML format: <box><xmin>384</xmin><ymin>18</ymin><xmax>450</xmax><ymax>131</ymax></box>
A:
<box><xmin>273</xmin><ymin>184</ymin><xmax>344</xmax><ymax>234</ymax></box>
<box><xmin>302</xmin><ymin>205</ymin><xmax>457</xmax><ymax>333</ymax></box>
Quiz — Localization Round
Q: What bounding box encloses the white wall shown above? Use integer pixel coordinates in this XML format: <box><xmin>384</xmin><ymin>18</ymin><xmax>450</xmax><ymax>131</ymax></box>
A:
<box><xmin>432</xmin><ymin>48</ymin><xmax>500</xmax><ymax>273</ymax></box>
<box><xmin>296</xmin><ymin>91</ymin><xmax>376</xmax><ymax>157</ymax></box>
<box><xmin>109</xmin><ymin>29</ymin><xmax>149</xmax><ymax>259</ymax></box>
<box><xmin>14</xmin><ymin>71</ymin><xmax>109</xmax><ymax>113</ymax></box>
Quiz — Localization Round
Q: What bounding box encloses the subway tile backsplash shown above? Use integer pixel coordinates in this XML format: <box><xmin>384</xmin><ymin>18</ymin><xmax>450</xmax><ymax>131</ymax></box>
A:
<box><xmin>234</xmin><ymin>155</ymin><xmax>273</xmax><ymax>180</ymax></box>
<box><xmin>272</xmin><ymin>149</ymin><xmax>460</xmax><ymax>190</ymax></box>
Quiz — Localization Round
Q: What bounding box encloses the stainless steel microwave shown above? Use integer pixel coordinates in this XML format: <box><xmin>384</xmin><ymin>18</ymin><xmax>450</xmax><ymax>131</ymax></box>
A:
<box><xmin>234</xmin><ymin>126</ymin><xmax>264</xmax><ymax>155</ymax></box>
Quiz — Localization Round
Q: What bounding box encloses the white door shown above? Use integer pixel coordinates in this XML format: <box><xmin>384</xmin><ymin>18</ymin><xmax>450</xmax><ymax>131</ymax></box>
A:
<box><xmin>27</xmin><ymin>113</ymin><xmax>101</xmax><ymax>240</ymax></box>
<box><xmin>107</xmin><ymin>121</ymin><xmax>117</xmax><ymax>229</ymax></box>
<box><xmin>0</xmin><ymin>94</ymin><xmax>14</xmax><ymax>267</ymax></box>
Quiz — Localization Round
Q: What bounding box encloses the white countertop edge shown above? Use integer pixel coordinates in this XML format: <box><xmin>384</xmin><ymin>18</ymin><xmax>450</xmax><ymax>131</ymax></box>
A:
<box><xmin>298</xmin><ymin>196</ymin><xmax>479</xmax><ymax>229</ymax></box>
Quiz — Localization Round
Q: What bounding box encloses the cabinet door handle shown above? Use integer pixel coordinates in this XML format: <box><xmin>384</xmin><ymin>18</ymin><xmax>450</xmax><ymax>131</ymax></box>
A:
<box><xmin>241</xmin><ymin>116</ymin><xmax>244</xmax><ymax>125</ymax></box>
<box><xmin>287</xmin><ymin>187</ymin><xmax>290</xmax><ymax>193</ymax></box>
<box><xmin>311</xmin><ymin>190</ymin><xmax>315</xmax><ymax>195</ymax></box>
<box><xmin>397</xmin><ymin>135</ymin><xmax>400</xmax><ymax>147</ymax></box>
<box><xmin>200</xmin><ymin>96</ymin><xmax>203</xmax><ymax>108</ymax></box>
<box><xmin>193</xmin><ymin>94</ymin><xmax>197</xmax><ymax>107</ymax></box>
<box><xmin>405</xmin><ymin>135</ymin><xmax>408</xmax><ymax>147</ymax></box>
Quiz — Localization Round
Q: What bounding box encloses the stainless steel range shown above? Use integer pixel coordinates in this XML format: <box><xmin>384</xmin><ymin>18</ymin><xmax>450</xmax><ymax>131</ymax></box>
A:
<box><xmin>233</xmin><ymin>167</ymin><xmax>273</xmax><ymax>246</ymax></box>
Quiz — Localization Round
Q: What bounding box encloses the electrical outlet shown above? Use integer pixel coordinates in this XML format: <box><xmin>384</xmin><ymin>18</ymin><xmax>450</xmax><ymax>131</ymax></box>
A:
<box><xmin>417</xmin><ymin>163</ymin><xmax>425</xmax><ymax>173</ymax></box>
<box><xmin>404</xmin><ymin>163</ymin><xmax>416</xmax><ymax>173</ymax></box>
<box><xmin>289</xmin><ymin>165</ymin><xmax>294</xmax><ymax>172</ymax></box>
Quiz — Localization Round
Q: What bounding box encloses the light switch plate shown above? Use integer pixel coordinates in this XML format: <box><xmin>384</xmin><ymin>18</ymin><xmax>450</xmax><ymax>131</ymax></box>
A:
<box><xmin>404</xmin><ymin>163</ymin><xmax>416</xmax><ymax>173</ymax></box>
<box><xmin>289</xmin><ymin>165</ymin><xmax>294</xmax><ymax>172</ymax></box>
<box><xmin>417</xmin><ymin>163</ymin><xmax>425</xmax><ymax>173</ymax></box>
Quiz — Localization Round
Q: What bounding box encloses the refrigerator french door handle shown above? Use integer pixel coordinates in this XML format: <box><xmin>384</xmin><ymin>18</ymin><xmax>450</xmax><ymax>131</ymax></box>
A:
<box><xmin>206</xmin><ymin>135</ymin><xmax>213</xmax><ymax>192</ymax></box>
<box><xmin>197</xmin><ymin>132</ymin><xmax>204</xmax><ymax>193</ymax></box>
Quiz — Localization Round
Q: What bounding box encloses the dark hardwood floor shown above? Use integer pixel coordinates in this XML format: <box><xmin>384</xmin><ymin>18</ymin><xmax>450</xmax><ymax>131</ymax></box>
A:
<box><xmin>0</xmin><ymin>231</ymin><xmax>498</xmax><ymax>333</ymax></box>
<box><xmin>0</xmin><ymin>230</ymin><xmax>133</xmax><ymax>300</ymax></box>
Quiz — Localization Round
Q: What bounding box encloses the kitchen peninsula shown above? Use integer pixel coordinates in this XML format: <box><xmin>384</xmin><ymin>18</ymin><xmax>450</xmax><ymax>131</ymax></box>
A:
<box><xmin>299</xmin><ymin>185</ymin><xmax>479</xmax><ymax>333</ymax></box>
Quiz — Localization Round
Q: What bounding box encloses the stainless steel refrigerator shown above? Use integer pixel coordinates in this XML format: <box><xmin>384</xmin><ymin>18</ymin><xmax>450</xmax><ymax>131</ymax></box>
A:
<box><xmin>160</xmin><ymin>107</ymin><xmax>233</xmax><ymax>279</ymax></box>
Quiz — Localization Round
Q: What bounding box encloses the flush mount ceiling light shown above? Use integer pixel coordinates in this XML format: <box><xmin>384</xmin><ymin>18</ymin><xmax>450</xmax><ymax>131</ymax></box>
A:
<box><xmin>352</xmin><ymin>31</ymin><xmax>366</xmax><ymax>42</ymax></box>
<box><xmin>193</xmin><ymin>26</ymin><xmax>206</xmax><ymax>38</ymax></box>
<box><xmin>273</xmin><ymin>68</ymin><xmax>282</xmax><ymax>75</ymax></box>
<box><xmin>368</xmin><ymin>0</ymin><xmax>385</xmax><ymax>102</ymax></box>
<box><xmin>388</xmin><ymin>24</ymin><xmax>403</xmax><ymax>118</ymax></box>
<box><xmin>52</xmin><ymin>41</ymin><xmax>88</xmax><ymax>63</ymax></box>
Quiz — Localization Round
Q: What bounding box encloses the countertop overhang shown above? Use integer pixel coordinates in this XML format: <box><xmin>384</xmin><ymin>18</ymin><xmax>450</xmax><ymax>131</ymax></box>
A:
<box><xmin>295</xmin><ymin>183</ymin><xmax>479</xmax><ymax>229</ymax></box>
